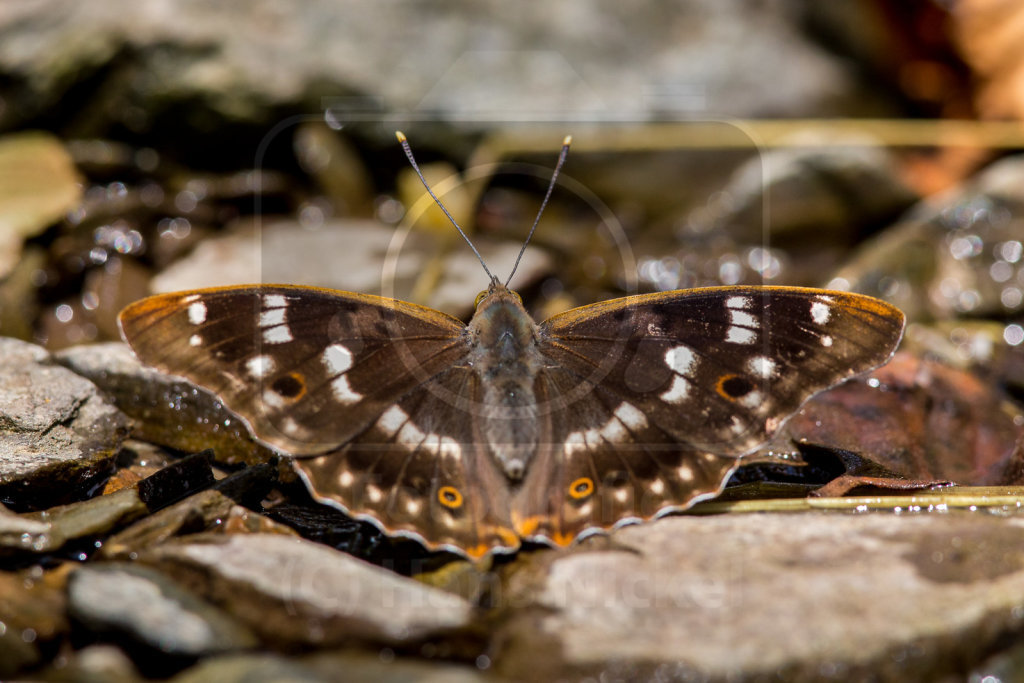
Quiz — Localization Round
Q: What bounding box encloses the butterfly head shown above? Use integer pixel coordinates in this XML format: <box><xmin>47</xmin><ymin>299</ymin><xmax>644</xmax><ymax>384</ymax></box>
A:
<box><xmin>469</xmin><ymin>280</ymin><xmax>534</xmax><ymax>353</ymax></box>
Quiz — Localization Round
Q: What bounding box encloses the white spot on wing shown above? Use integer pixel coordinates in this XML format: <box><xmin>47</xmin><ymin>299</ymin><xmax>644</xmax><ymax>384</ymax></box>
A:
<box><xmin>600</xmin><ymin>417</ymin><xmax>628</xmax><ymax>443</ymax></box>
<box><xmin>811</xmin><ymin>300</ymin><xmax>831</xmax><ymax>325</ymax></box>
<box><xmin>726</xmin><ymin>296</ymin><xmax>751</xmax><ymax>309</ymax></box>
<box><xmin>660</xmin><ymin>375</ymin><xmax>691</xmax><ymax>403</ymax></box>
<box><xmin>664</xmin><ymin>345</ymin><xmax>697</xmax><ymax>376</ymax></box>
<box><xmin>748</xmin><ymin>356</ymin><xmax>777</xmax><ymax>378</ymax></box>
<box><xmin>726</xmin><ymin>326</ymin><xmax>757</xmax><ymax>344</ymax></box>
<box><xmin>614</xmin><ymin>402</ymin><xmax>648</xmax><ymax>431</ymax></box>
<box><xmin>261</xmin><ymin>387</ymin><xmax>285</xmax><ymax>409</ymax></box>
<box><xmin>187</xmin><ymin>301</ymin><xmax>207</xmax><ymax>325</ymax></box>
<box><xmin>323</xmin><ymin>344</ymin><xmax>354</xmax><ymax>375</ymax></box>
<box><xmin>729</xmin><ymin>308</ymin><xmax>758</xmax><ymax>328</ymax></box>
<box><xmin>263</xmin><ymin>326</ymin><xmax>293</xmax><ymax>344</ymax></box>
<box><xmin>338</xmin><ymin>470</ymin><xmax>354</xmax><ymax>487</ymax></box>
<box><xmin>649</xmin><ymin>479</ymin><xmax>665</xmax><ymax>495</ymax></box>
<box><xmin>246</xmin><ymin>355</ymin><xmax>274</xmax><ymax>378</ymax></box>
<box><xmin>260</xmin><ymin>297</ymin><xmax>291</xmax><ymax>344</ymax></box>
<box><xmin>397</xmin><ymin>420</ymin><xmax>427</xmax><ymax>449</ymax></box>
<box><xmin>376</xmin><ymin>405</ymin><xmax>408</xmax><ymax>438</ymax></box>
<box><xmin>189</xmin><ymin>334</ymin><xmax>202</xmax><ymax>347</ymax></box>
<box><xmin>821</xmin><ymin>335</ymin><xmax>833</xmax><ymax>347</ymax></box>
<box><xmin>677</xmin><ymin>464</ymin><xmax>694</xmax><ymax>481</ymax></box>
<box><xmin>740</xmin><ymin>390</ymin><xmax>764</xmax><ymax>409</ymax></box>
<box><xmin>330</xmin><ymin>374</ymin><xmax>362</xmax><ymax>404</ymax></box>
<box><xmin>565</xmin><ymin>431</ymin><xmax>587</xmax><ymax>457</ymax></box>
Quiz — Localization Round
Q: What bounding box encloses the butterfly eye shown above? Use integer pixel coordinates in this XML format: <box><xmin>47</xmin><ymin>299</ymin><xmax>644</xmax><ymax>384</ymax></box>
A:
<box><xmin>568</xmin><ymin>477</ymin><xmax>594</xmax><ymax>499</ymax></box>
<box><xmin>438</xmin><ymin>485</ymin><xmax>464</xmax><ymax>509</ymax></box>
<box><xmin>474</xmin><ymin>291</ymin><xmax>487</xmax><ymax>308</ymax></box>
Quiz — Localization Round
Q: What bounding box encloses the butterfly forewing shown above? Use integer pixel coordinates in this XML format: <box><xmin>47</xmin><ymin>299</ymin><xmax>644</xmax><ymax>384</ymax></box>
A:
<box><xmin>118</xmin><ymin>285</ymin><xmax>469</xmax><ymax>455</ymax></box>
<box><xmin>538</xmin><ymin>286</ymin><xmax>905</xmax><ymax>457</ymax></box>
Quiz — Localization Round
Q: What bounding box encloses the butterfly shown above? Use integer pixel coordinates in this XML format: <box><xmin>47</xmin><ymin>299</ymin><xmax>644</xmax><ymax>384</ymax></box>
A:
<box><xmin>118</xmin><ymin>133</ymin><xmax>906</xmax><ymax>559</ymax></box>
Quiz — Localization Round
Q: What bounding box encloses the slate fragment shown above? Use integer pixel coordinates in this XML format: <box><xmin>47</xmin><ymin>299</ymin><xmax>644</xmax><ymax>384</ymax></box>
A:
<box><xmin>57</xmin><ymin>342</ymin><xmax>277</xmax><ymax>468</ymax></box>
<box><xmin>0</xmin><ymin>338</ymin><xmax>129</xmax><ymax>510</ymax></box>
<box><xmin>137</xmin><ymin>533</ymin><xmax>475</xmax><ymax>649</ymax></box>
<box><xmin>492</xmin><ymin>512</ymin><xmax>1024</xmax><ymax>681</ymax></box>
<box><xmin>68</xmin><ymin>563</ymin><xmax>258</xmax><ymax>669</ymax></box>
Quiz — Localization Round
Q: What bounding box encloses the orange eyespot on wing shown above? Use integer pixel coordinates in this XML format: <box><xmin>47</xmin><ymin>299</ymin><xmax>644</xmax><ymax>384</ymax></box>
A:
<box><xmin>569</xmin><ymin>476</ymin><xmax>594</xmax><ymax>499</ymax></box>
<box><xmin>715</xmin><ymin>373</ymin><xmax>755</xmax><ymax>402</ymax></box>
<box><xmin>438</xmin><ymin>485</ymin><xmax>464</xmax><ymax>509</ymax></box>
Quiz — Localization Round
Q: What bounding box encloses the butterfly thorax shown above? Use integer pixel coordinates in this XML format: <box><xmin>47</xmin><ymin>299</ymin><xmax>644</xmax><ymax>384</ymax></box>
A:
<box><xmin>465</xmin><ymin>283</ymin><xmax>543</xmax><ymax>481</ymax></box>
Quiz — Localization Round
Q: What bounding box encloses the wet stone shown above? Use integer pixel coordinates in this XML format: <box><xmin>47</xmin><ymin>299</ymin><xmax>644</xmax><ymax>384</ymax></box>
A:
<box><xmin>832</xmin><ymin>153</ymin><xmax>1024</xmax><ymax>322</ymax></box>
<box><xmin>99</xmin><ymin>486</ymin><xmax>296</xmax><ymax>561</ymax></box>
<box><xmin>0</xmin><ymin>338</ymin><xmax>129</xmax><ymax>509</ymax></box>
<box><xmin>57</xmin><ymin>342</ymin><xmax>277</xmax><ymax>468</ymax></box>
<box><xmin>136</xmin><ymin>450</ymin><xmax>215</xmax><ymax>511</ymax></box>
<box><xmin>138</xmin><ymin>533</ymin><xmax>475</xmax><ymax>648</ymax></box>
<box><xmin>0</xmin><ymin>566</ymin><xmax>69</xmax><ymax>677</ymax></box>
<box><xmin>492</xmin><ymin>512</ymin><xmax>1024</xmax><ymax>681</ymax></box>
<box><xmin>68</xmin><ymin>563</ymin><xmax>258</xmax><ymax>662</ymax></box>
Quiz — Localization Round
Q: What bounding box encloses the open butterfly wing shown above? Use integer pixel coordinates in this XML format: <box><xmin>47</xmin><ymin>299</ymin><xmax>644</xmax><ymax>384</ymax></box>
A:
<box><xmin>536</xmin><ymin>286</ymin><xmax>905</xmax><ymax>457</ymax></box>
<box><xmin>118</xmin><ymin>285</ymin><xmax>470</xmax><ymax>456</ymax></box>
<box><xmin>294</xmin><ymin>366</ymin><xmax>519</xmax><ymax>557</ymax></box>
<box><xmin>511</xmin><ymin>286</ymin><xmax>905</xmax><ymax>545</ymax></box>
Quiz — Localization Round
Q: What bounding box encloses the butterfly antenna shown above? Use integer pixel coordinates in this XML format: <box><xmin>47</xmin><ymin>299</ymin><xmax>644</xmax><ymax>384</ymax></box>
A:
<box><xmin>395</xmin><ymin>131</ymin><xmax>495</xmax><ymax>282</ymax></box>
<box><xmin>506</xmin><ymin>135</ymin><xmax>572</xmax><ymax>287</ymax></box>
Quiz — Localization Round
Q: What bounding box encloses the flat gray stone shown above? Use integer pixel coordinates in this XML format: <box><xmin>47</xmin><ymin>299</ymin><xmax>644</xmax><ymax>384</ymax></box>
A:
<box><xmin>141</xmin><ymin>533</ymin><xmax>475</xmax><ymax>648</ymax></box>
<box><xmin>494</xmin><ymin>511</ymin><xmax>1024</xmax><ymax>680</ymax></box>
<box><xmin>68</xmin><ymin>563</ymin><xmax>258</xmax><ymax>657</ymax></box>
<box><xmin>57</xmin><ymin>342</ymin><xmax>275</xmax><ymax>468</ymax></box>
<box><xmin>0</xmin><ymin>338</ymin><xmax>128</xmax><ymax>506</ymax></box>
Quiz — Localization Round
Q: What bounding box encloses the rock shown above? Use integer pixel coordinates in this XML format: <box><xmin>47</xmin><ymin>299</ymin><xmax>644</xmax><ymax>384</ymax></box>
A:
<box><xmin>0</xmin><ymin>338</ymin><xmax>129</xmax><ymax>509</ymax></box>
<box><xmin>492</xmin><ymin>512</ymin><xmax>1024</xmax><ymax>680</ymax></box>
<box><xmin>0</xmin><ymin>566</ymin><xmax>69</xmax><ymax>677</ymax></box>
<box><xmin>138</xmin><ymin>533</ymin><xmax>475</xmax><ymax>648</ymax></box>
<box><xmin>45</xmin><ymin>644</ymin><xmax>142</xmax><ymax>683</ymax></box>
<box><xmin>0</xmin><ymin>1</ymin><xmax>885</xmax><ymax>136</ymax></box>
<box><xmin>170</xmin><ymin>653</ymin><xmax>326</xmax><ymax>683</ymax></box>
<box><xmin>56</xmin><ymin>342</ymin><xmax>276</xmax><ymax>468</ymax></box>
<box><xmin>708</xmin><ymin>138</ymin><xmax>917</xmax><ymax>245</ymax></box>
<box><xmin>148</xmin><ymin>218</ymin><xmax>550</xmax><ymax>318</ymax></box>
<box><xmin>300</xmin><ymin>651</ymin><xmax>490</xmax><ymax>682</ymax></box>
<box><xmin>68</xmin><ymin>563</ymin><xmax>258</xmax><ymax>660</ymax></box>
<box><xmin>830</xmin><ymin>153</ymin><xmax>1024</xmax><ymax>323</ymax></box>
<box><xmin>0</xmin><ymin>131</ymin><xmax>82</xmax><ymax>279</ymax></box>
<box><xmin>99</xmin><ymin>483</ymin><xmax>295</xmax><ymax>561</ymax></box>
<box><xmin>17</xmin><ymin>487</ymin><xmax>147</xmax><ymax>556</ymax></box>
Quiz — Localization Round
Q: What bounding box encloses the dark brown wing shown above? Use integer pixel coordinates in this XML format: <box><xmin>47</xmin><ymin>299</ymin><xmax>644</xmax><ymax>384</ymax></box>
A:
<box><xmin>512</xmin><ymin>286</ymin><xmax>905</xmax><ymax>545</ymax></box>
<box><xmin>537</xmin><ymin>286</ymin><xmax>905</xmax><ymax>457</ymax></box>
<box><xmin>512</xmin><ymin>367</ymin><xmax>741</xmax><ymax>546</ymax></box>
<box><xmin>118</xmin><ymin>285</ymin><xmax>470</xmax><ymax>455</ymax></box>
<box><xmin>293</xmin><ymin>366</ymin><xmax>518</xmax><ymax>558</ymax></box>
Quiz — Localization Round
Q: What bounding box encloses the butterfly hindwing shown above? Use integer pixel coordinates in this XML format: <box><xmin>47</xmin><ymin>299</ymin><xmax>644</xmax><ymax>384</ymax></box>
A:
<box><xmin>291</xmin><ymin>366</ymin><xmax>518</xmax><ymax>557</ymax></box>
<box><xmin>512</xmin><ymin>367</ymin><xmax>743</xmax><ymax>546</ymax></box>
<box><xmin>538</xmin><ymin>286</ymin><xmax>905</xmax><ymax>457</ymax></box>
<box><xmin>117</xmin><ymin>285</ymin><xmax>470</xmax><ymax>456</ymax></box>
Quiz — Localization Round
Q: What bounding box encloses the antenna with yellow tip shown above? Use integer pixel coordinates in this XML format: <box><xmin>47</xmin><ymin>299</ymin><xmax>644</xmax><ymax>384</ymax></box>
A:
<box><xmin>395</xmin><ymin>131</ymin><xmax>572</xmax><ymax>287</ymax></box>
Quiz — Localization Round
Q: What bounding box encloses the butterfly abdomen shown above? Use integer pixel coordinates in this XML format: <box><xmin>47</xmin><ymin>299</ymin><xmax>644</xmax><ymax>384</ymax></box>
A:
<box><xmin>468</xmin><ymin>284</ymin><xmax>546</xmax><ymax>481</ymax></box>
